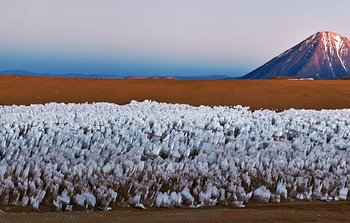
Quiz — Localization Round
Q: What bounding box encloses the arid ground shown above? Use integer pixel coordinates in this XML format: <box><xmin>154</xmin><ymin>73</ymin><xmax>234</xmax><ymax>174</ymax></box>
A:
<box><xmin>2</xmin><ymin>74</ymin><xmax>350</xmax><ymax>223</ymax></box>
<box><xmin>1</xmin><ymin>202</ymin><xmax>350</xmax><ymax>223</ymax></box>
<box><xmin>1</xmin><ymin>75</ymin><xmax>350</xmax><ymax>110</ymax></box>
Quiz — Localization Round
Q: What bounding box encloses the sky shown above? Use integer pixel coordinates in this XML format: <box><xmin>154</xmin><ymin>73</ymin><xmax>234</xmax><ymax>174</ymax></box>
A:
<box><xmin>0</xmin><ymin>0</ymin><xmax>349</xmax><ymax>77</ymax></box>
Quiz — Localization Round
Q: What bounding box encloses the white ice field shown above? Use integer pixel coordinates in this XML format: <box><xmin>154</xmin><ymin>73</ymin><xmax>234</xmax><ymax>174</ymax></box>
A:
<box><xmin>0</xmin><ymin>101</ymin><xmax>350</xmax><ymax>210</ymax></box>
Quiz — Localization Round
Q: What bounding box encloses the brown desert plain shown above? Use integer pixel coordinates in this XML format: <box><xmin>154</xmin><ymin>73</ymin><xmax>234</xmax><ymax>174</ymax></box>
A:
<box><xmin>1</xmin><ymin>75</ymin><xmax>350</xmax><ymax>110</ymax></box>
<box><xmin>2</xmin><ymin>74</ymin><xmax>350</xmax><ymax>223</ymax></box>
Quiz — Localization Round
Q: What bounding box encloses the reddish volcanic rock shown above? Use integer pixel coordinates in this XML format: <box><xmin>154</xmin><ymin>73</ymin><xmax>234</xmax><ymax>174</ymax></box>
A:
<box><xmin>243</xmin><ymin>31</ymin><xmax>350</xmax><ymax>79</ymax></box>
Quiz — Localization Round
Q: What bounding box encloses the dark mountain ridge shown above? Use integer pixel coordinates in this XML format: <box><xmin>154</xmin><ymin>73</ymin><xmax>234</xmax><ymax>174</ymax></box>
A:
<box><xmin>0</xmin><ymin>70</ymin><xmax>236</xmax><ymax>80</ymax></box>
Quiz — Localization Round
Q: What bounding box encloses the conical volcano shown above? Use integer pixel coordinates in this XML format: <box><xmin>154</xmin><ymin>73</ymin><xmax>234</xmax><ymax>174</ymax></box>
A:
<box><xmin>243</xmin><ymin>31</ymin><xmax>350</xmax><ymax>79</ymax></box>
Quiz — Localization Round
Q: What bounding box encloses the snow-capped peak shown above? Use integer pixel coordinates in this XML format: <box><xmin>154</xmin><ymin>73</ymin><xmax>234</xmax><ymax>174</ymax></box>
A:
<box><xmin>243</xmin><ymin>31</ymin><xmax>350</xmax><ymax>79</ymax></box>
<box><xmin>317</xmin><ymin>31</ymin><xmax>344</xmax><ymax>52</ymax></box>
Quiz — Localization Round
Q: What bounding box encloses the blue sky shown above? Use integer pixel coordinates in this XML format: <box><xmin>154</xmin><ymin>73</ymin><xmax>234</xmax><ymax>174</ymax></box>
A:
<box><xmin>1</xmin><ymin>0</ymin><xmax>349</xmax><ymax>77</ymax></box>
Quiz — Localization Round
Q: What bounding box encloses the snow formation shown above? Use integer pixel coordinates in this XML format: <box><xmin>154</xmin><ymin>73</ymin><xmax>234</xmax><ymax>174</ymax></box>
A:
<box><xmin>0</xmin><ymin>101</ymin><xmax>350</xmax><ymax>210</ymax></box>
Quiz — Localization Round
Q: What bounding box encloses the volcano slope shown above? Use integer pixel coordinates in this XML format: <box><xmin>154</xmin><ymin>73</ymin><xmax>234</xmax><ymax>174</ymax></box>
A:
<box><xmin>243</xmin><ymin>31</ymin><xmax>350</xmax><ymax>79</ymax></box>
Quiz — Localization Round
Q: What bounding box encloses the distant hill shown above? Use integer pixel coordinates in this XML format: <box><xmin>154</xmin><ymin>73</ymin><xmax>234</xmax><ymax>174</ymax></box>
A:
<box><xmin>125</xmin><ymin>76</ymin><xmax>177</xmax><ymax>80</ymax></box>
<box><xmin>0</xmin><ymin>70</ymin><xmax>117</xmax><ymax>78</ymax></box>
<box><xmin>243</xmin><ymin>31</ymin><xmax>350</xmax><ymax>79</ymax></box>
<box><xmin>0</xmin><ymin>70</ymin><xmax>236</xmax><ymax>80</ymax></box>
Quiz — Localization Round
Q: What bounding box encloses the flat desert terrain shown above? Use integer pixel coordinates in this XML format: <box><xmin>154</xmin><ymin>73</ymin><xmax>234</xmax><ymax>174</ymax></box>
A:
<box><xmin>1</xmin><ymin>75</ymin><xmax>350</xmax><ymax>110</ymax></box>
<box><xmin>1</xmin><ymin>202</ymin><xmax>350</xmax><ymax>223</ymax></box>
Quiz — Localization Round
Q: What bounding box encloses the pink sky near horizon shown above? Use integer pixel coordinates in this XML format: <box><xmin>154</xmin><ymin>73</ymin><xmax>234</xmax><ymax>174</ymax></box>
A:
<box><xmin>0</xmin><ymin>0</ymin><xmax>349</xmax><ymax>76</ymax></box>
